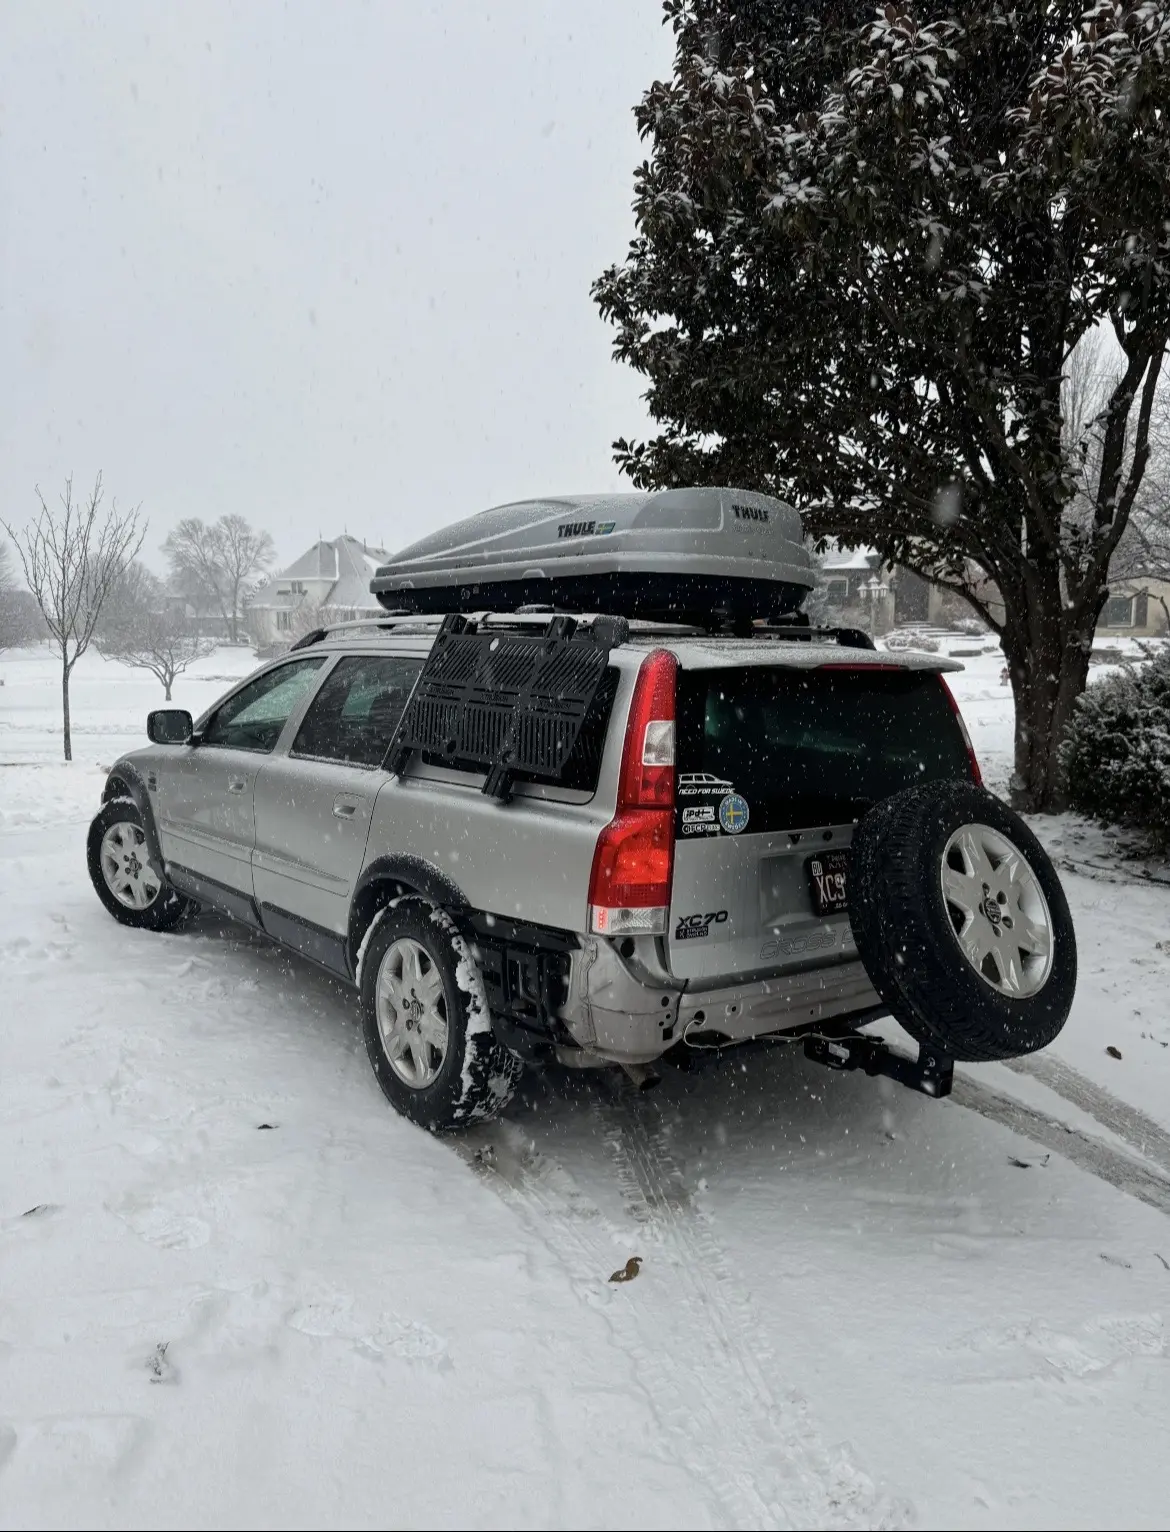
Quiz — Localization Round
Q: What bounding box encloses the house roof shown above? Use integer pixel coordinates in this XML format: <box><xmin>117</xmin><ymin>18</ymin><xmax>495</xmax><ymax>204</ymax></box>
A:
<box><xmin>248</xmin><ymin>535</ymin><xmax>390</xmax><ymax>612</ymax></box>
<box><xmin>820</xmin><ymin>543</ymin><xmax>880</xmax><ymax>572</ymax></box>
<box><xmin>282</xmin><ymin>539</ymin><xmax>339</xmax><ymax>582</ymax></box>
<box><xmin>328</xmin><ymin>536</ymin><xmax>391</xmax><ymax>611</ymax></box>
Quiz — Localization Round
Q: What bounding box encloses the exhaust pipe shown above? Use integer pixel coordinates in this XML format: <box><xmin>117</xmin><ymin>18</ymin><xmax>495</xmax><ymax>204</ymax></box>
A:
<box><xmin>619</xmin><ymin>1062</ymin><xmax>662</xmax><ymax>1092</ymax></box>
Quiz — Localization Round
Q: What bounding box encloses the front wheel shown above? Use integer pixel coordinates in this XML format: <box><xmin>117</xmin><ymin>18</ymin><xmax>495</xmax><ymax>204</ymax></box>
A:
<box><xmin>86</xmin><ymin>799</ymin><xmax>194</xmax><ymax>932</ymax></box>
<box><xmin>359</xmin><ymin>897</ymin><xmax>522</xmax><ymax>1130</ymax></box>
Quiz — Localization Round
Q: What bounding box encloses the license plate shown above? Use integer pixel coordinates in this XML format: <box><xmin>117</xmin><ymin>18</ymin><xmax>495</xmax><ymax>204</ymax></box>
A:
<box><xmin>805</xmin><ymin>850</ymin><xmax>850</xmax><ymax>916</ymax></box>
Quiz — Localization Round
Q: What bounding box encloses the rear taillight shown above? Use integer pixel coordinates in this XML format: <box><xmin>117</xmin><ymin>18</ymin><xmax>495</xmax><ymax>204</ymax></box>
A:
<box><xmin>588</xmin><ymin>649</ymin><xmax>677</xmax><ymax>936</ymax></box>
<box><xmin>938</xmin><ymin>676</ymin><xmax>983</xmax><ymax>785</ymax></box>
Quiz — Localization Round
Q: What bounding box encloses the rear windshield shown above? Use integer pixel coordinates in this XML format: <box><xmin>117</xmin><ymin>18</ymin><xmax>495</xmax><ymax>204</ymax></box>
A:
<box><xmin>676</xmin><ymin>665</ymin><xmax>972</xmax><ymax>833</ymax></box>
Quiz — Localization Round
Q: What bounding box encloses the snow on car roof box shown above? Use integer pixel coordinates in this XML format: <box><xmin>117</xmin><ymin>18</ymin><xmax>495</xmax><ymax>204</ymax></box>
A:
<box><xmin>370</xmin><ymin>488</ymin><xmax>815</xmax><ymax>628</ymax></box>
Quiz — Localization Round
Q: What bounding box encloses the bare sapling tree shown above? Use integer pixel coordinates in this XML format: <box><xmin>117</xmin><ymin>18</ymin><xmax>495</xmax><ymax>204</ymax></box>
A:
<box><xmin>3</xmin><ymin>475</ymin><xmax>145</xmax><ymax>760</ymax></box>
<box><xmin>162</xmin><ymin>514</ymin><xmax>275</xmax><ymax>642</ymax></box>
<box><xmin>1065</xmin><ymin>331</ymin><xmax>1170</xmax><ymax>632</ymax></box>
<box><xmin>96</xmin><ymin>561</ymin><xmax>216</xmax><ymax>700</ymax></box>
<box><xmin>1111</xmin><ymin>383</ymin><xmax>1170</xmax><ymax>634</ymax></box>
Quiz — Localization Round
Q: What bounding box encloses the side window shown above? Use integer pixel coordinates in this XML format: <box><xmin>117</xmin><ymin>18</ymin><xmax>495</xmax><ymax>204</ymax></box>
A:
<box><xmin>291</xmin><ymin>656</ymin><xmax>422</xmax><ymax>768</ymax></box>
<box><xmin>201</xmin><ymin>658</ymin><xmax>326</xmax><ymax>753</ymax></box>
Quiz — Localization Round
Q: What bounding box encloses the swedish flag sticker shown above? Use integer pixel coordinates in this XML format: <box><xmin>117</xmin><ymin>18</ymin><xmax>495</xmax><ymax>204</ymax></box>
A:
<box><xmin>718</xmin><ymin>793</ymin><xmax>750</xmax><ymax>834</ymax></box>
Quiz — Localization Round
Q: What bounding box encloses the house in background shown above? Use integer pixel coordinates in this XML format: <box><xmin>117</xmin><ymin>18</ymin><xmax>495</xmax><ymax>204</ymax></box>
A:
<box><xmin>246</xmin><ymin>535</ymin><xmax>389</xmax><ymax>652</ymax></box>
<box><xmin>1095</xmin><ymin>577</ymin><xmax>1170</xmax><ymax>638</ymax></box>
<box><xmin>819</xmin><ymin>545</ymin><xmax>943</xmax><ymax>632</ymax></box>
<box><xmin>819</xmin><ymin>543</ymin><xmax>1170</xmax><ymax>639</ymax></box>
<box><xmin>162</xmin><ymin>587</ymin><xmax>232</xmax><ymax>641</ymax></box>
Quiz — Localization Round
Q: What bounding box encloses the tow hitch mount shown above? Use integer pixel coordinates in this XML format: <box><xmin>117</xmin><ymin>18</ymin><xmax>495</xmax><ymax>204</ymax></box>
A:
<box><xmin>803</xmin><ymin>1034</ymin><xmax>954</xmax><ymax>1099</ymax></box>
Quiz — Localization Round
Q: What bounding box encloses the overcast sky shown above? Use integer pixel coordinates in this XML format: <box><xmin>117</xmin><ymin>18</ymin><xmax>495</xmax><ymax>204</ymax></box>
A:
<box><xmin>1</xmin><ymin>2</ymin><xmax>672</xmax><ymax>572</ymax></box>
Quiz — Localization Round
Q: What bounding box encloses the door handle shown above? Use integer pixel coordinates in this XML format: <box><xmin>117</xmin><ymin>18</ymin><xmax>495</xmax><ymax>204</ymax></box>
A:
<box><xmin>333</xmin><ymin>800</ymin><xmax>358</xmax><ymax>819</ymax></box>
<box><xmin>228</xmin><ymin>778</ymin><xmax>248</xmax><ymax>793</ymax></box>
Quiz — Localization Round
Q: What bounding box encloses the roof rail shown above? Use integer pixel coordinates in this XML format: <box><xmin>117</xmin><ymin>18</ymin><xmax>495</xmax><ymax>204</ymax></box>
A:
<box><xmin>287</xmin><ymin>613</ymin><xmax>441</xmax><ymax>650</ymax></box>
<box><xmin>286</xmin><ymin>609</ymin><xmax>875</xmax><ymax>651</ymax></box>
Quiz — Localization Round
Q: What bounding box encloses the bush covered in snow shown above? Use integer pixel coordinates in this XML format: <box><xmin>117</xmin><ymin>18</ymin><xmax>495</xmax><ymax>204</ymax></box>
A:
<box><xmin>1061</xmin><ymin>649</ymin><xmax>1170</xmax><ymax>849</ymax></box>
<box><xmin>883</xmin><ymin>629</ymin><xmax>941</xmax><ymax>654</ymax></box>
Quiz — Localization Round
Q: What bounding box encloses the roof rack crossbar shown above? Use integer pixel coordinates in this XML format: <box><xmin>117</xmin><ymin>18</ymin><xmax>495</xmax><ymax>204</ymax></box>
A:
<box><xmin>286</xmin><ymin>608</ymin><xmax>875</xmax><ymax>651</ymax></box>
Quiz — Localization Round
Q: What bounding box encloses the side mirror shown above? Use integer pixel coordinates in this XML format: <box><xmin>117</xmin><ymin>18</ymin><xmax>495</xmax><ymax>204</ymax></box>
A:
<box><xmin>147</xmin><ymin>709</ymin><xmax>194</xmax><ymax>745</ymax></box>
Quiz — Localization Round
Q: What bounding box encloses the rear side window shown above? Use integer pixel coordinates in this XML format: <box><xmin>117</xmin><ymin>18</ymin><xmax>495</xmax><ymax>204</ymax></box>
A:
<box><xmin>292</xmin><ymin>656</ymin><xmax>422</xmax><ymax>767</ymax></box>
<box><xmin>676</xmin><ymin>666</ymin><xmax>972</xmax><ymax>832</ymax></box>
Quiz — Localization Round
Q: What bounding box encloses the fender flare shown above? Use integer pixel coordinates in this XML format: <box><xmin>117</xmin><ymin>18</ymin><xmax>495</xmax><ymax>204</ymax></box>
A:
<box><xmin>347</xmin><ymin>854</ymin><xmax>470</xmax><ymax>975</ymax></box>
<box><xmin>101</xmin><ymin>763</ymin><xmax>165</xmax><ymax>871</ymax></box>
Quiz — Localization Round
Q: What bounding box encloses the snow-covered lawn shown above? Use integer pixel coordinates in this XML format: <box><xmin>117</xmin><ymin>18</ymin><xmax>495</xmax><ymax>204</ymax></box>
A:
<box><xmin>2</xmin><ymin>644</ymin><xmax>1169</xmax><ymax>1530</ymax></box>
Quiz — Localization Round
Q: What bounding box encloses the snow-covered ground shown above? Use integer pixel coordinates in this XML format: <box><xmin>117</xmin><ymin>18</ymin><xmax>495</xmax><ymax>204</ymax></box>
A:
<box><xmin>2</xmin><ymin>643</ymin><xmax>1169</xmax><ymax>1531</ymax></box>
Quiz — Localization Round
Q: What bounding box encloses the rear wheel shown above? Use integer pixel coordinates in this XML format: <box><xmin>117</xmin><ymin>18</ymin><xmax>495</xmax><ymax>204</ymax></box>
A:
<box><xmin>86</xmin><ymin>799</ymin><xmax>194</xmax><ymax>931</ymax></box>
<box><xmin>848</xmin><ymin>781</ymin><xmax>1077</xmax><ymax>1062</ymax></box>
<box><xmin>359</xmin><ymin>897</ymin><xmax>522</xmax><ymax>1130</ymax></box>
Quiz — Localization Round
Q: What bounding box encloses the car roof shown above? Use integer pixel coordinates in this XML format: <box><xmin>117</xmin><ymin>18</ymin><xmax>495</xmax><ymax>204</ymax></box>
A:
<box><xmin>308</xmin><ymin>620</ymin><xmax>961</xmax><ymax>673</ymax></box>
<box><xmin>631</xmin><ymin>636</ymin><xmax>962</xmax><ymax>673</ymax></box>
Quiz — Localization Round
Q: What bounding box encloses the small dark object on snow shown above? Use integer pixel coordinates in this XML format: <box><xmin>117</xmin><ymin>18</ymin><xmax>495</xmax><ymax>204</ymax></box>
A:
<box><xmin>1008</xmin><ymin>1154</ymin><xmax>1050</xmax><ymax>1169</ymax></box>
<box><xmin>609</xmin><ymin>1256</ymin><xmax>643</xmax><ymax>1284</ymax></box>
<box><xmin>257</xmin><ymin>1123</ymin><xmax>276</xmax><ymax>1130</ymax></box>
<box><xmin>22</xmin><ymin>1204</ymin><xmax>51</xmax><ymax>1218</ymax></box>
<box><xmin>1155</xmin><ymin>1253</ymin><xmax>1170</xmax><ymax>1272</ymax></box>
<box><xmin>1100</xmin><ymin>1252</ymin><xmax>1133</xmax><ymax>1269</ymax></box>
<box><xmin>147</xmin><ymin>1342</ymin><xmax>175</xmax><ymax>1383</ymax></box>
<box><xmin>1106</xmin><ymin>1046</ymin><xmax>1122</xmax><ymax>1060</ymax></box>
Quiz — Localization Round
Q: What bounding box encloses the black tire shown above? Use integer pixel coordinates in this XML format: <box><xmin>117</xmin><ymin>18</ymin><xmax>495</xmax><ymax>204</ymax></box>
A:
<box><xmin>86</xmin><ymin>798</ymin><xmax>195</xmax><ymax>932</ymax></box>
<box><xmin>358</xmin><ymin>896</ymin><xmax>522</xmax><ymax>1130</ymax></box>
<box><xmin>849</xmin><ymin>781</ymin><xmax>1077</xmax><ymax>1062</ymax></box>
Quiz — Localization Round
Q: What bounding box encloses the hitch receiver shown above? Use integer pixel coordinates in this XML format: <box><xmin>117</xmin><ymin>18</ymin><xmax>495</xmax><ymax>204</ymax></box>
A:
<box><xmin>804</xmin><ymin>1034</ymin><xmax>954</xmax><ymax>1099</ymax></box>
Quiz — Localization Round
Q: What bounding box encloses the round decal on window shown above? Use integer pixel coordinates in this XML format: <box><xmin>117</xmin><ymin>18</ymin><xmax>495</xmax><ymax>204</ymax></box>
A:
<box><xmin>718</xmin><ymin>793</ymin><xmax>750</xmax><ymax>835</ymax></box>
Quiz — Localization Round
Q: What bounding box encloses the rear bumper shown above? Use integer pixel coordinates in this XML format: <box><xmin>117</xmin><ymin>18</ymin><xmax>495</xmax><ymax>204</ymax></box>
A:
<box><xmin>556</xmin><ymin>938</ymin><xmax>883</xmax><ymax>1064</ymax></box>
<box><xmin>675</xmin><ymin>960</ymin><xmax>882</xmax><ymax>1045</ymax></box>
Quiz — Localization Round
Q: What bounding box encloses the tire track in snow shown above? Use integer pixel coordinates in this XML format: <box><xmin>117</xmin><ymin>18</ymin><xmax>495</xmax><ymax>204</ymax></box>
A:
<box><xmin>951</xmin><ymin>1077</ymin><xmax>1170</xmax><ymax>1216</ymax></box>
<box><xmin>600</xmin><ymin>1095</ymin><xmax>906</xmax><ymax>1531</ymax></box>
<box><xmin>1001</xmin><ymin>1053</ymin><xmax>1170</xmax><ymax>1177</ymax></box>
<box><xmin>457</xmin><ymin>1110</ymin><xmax>907</xmax><ymax>1532</ymax></box>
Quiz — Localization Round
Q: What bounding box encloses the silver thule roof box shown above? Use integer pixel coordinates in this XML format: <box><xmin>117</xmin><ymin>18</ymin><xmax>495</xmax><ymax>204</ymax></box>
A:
<box><xmin>370</xmin><ymin>487</ymin><xmax>815</xmax><ymax>630</ymax></box>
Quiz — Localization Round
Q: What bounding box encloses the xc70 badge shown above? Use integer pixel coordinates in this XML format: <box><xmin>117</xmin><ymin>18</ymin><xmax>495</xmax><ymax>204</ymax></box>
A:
<box><xmin>675</xmin><ymin>910</ymin><xmax>728</xmax><ymax>941</ymax></box>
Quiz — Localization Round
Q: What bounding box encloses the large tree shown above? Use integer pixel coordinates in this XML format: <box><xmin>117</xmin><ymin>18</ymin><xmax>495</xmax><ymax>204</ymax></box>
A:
<box><xmin>595</xmin><ymin>0</ymin><xmax>1170</xmax><ymax>809</ymax></box>
<box><xmin>162</xmin><ymin>514</ymin><xmax>275</xmax><ymax>643</ymax></box>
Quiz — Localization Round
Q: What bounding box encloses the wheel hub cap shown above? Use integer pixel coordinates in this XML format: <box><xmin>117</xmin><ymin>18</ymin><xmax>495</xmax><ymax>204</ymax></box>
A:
<box><xmin>99</xmin><ymin>821</ymin><xmax>162</xmax><ymax>911</ymax></box>
<box><xmin>374</xmin><ymin>937</ymin><xmax>448</xmax><ymax>1089</ymax></box>
<box><xmin>940</xmin><ymin>823</ymin><xmax>1054</xmax><ymax>998</ymax></box>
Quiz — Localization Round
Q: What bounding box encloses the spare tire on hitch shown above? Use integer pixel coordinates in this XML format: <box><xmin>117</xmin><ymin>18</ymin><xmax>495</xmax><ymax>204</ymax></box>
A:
<box><xmin>848</xmin><ymin>780</ymin><xmax>1076</xmax><ymax>1063</ymax></box>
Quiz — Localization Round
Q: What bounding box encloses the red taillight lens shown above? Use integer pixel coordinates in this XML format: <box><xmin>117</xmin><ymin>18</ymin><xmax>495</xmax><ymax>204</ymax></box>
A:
<box><xmin>588</xmin><ymin>810</ymin><xmax>674</xmax><ymax>934</ymax></box>
<box><xmin>588</xmin><ymin>649</ymin><xmax>677</xmax><ymax>935</ymax></box>
<box><xmin>618</xmin><ymin>648</ymin><xmax>677</xmax><ymax>807</ymax></box>
<box><xmin>938</xmin><ymin>675</ymin><xmax>983</xmax><ymax>785</ymax></box>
